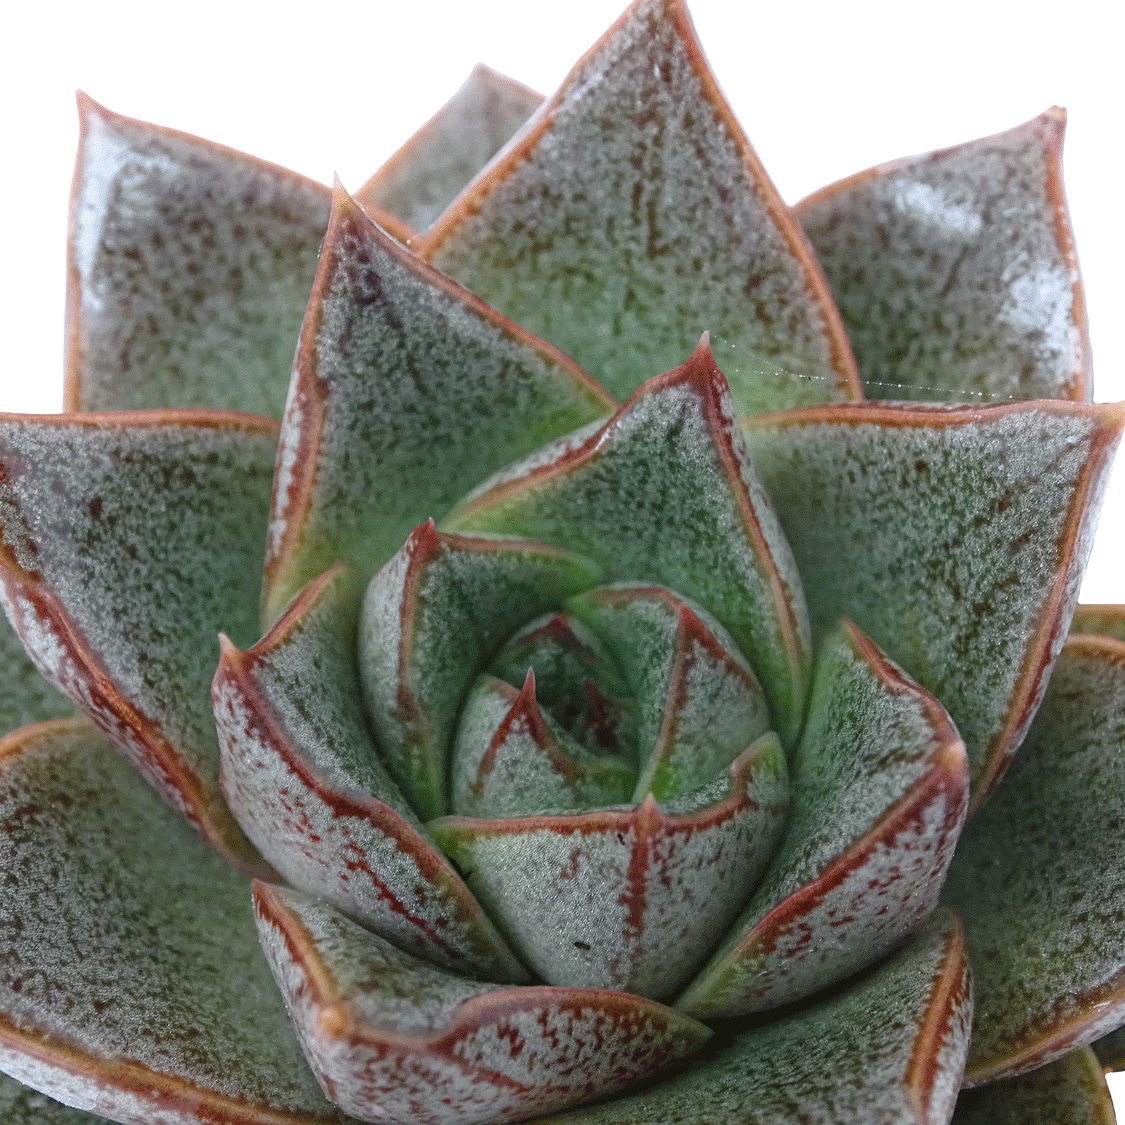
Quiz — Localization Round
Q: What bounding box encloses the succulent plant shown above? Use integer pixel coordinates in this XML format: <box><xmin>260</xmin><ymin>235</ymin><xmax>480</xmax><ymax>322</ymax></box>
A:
<box><xmin>1</xmin><ymin>0</ymin><xmax>1124</xmax><ymax>1122</ymax></box>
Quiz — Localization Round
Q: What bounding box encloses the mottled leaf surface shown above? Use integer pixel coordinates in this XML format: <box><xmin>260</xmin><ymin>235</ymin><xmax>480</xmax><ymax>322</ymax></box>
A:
<box><xmin>254</xmin><ymin>884</ymin><xmax>709</xmax><ymax>1125</ymax></box>
<box><xmin>422</xmin><ymin>0</ymin><xmax>859</xmax><ymax>413</ymax></box>
<box><xmin>446</xmin><ymin>341</ymin><xmax>811</xmax><ymax>746</ymax></box>
<box><xmin>262</xmin><ymin>185</ymin><xmax>613</xmax><ymax>625</ymax></box>
<box><xmin>67</xmin><ymin>95</ymin><xmax>330</xmax><ymax>418</ymax></box>
<box><xmin>0</xmin><ymin>1074</ymin><xmax>116</xmax><ymax>1125</ymax></box>
<box><xmin>358</xmin><ymin>523</ymin><xmax>601</xmax><ymax>820</ymax></box>
<box><xmin>745</xmin><ymin>399</ymin><xmax>1125</xmax><ymax>804</ymax></box>
<box><xmin>357</xmin><ymin>65</ymin><xmax>543</xmax><ymax>232</ymax></box>
<box><xmin>0</xmin><ymin>720</ymin><xmax>346</xmax><ymax>1125</ymax></box>
<box><xmin>214</xmin><ymin>563</ymin><xmax>527</xmax><ymax>982</ymax></box>
<box><xmin>944</xmin><ymin>634</ymin><xmax>1125</xmax><ymax>1084</ymax></box>
<box><xmin>953</xmin><ymin>1047</ymin><xmax>1116</xmax><ymax>1124</ymax></box>
<box><xmin>451</xmin><ymin>672</ymin><xmax>636</xmax><ymax>817</ymax></box>
<box><xmin>0</xmin><ymin>411</ymin><xmax>278</xmax><ymax>871</ymax></box>
<box><xmin>678</xmin><ymin>621</ymin><xmax>967</xmax><ymax>1018</ymax></box>
<box><xmin>797</xmin><ymin>109</ymin><xmax>1090</xmax><ymax>403</ymax></box>
<box><xmin>568</xmin><ymin>584</ymin><xmax>770</xmax><ymax>801</ymax></box>
<box><xmin>531</xmin><ymin>909</ymin><xmax>971</xmax><ymax>1125</ymax></box>
<box><xmin>431</xmin><ymin>737</ymin><xmax>788</xmax><ymax>999</ymax></box>
<box><xmin>0</xmin><ymin>610</ymin><xmax>72</xmax><ymax>733</ymax></box>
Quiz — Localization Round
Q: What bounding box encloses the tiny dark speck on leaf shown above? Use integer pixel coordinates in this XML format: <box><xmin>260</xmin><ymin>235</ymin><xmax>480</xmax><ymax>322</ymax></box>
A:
<box><xmin>574</xmin><ymin>940</ymin><xmax>591</xmax><ymax>951</ymax></box>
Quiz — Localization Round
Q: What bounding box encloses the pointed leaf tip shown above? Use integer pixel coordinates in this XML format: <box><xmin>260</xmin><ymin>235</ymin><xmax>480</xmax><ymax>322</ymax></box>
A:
<box><xmin>423</xmin><ymin>0</ymin><xmax>860</xmax><ymax>412</ymax></box>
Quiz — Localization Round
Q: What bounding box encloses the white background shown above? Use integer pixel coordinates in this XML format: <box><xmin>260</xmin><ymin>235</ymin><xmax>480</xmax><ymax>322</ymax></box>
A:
<box><xmin>1</xmin><ymin>0</ymin><xmax>1122</xmax><ymax>1110</ymax></box>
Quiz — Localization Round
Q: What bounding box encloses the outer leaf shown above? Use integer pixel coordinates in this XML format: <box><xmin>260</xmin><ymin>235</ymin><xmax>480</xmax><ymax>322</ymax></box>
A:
<box><xmin>356</xmin><ymin>65</ymin><xmax>544</xmax><ymax>233</ymax></box>
<box><xmin>797</xmin><ymin>109</ymin><xmax>1090</xmax><ymax>404</ymax></box>
<box><xmin>677</xmin><ymin>620</ymin><xmax>967</xmax><ymax>1018</ymax></box>
<box><xmin>253</xmin><ymin>883</ymin><xmax>711</xmax><ymax>1125</ymax></box>
<box><xmin>745</xmin><ymin>399</ymin><xmax>1125</xmax><ymax>805</ymax></box>
<box><xmin>421</xmin><ymin>0</ymin><xmax>860</xmax><ymax>413</ymax></box>
<box><xmin>0</xmin><ymin>611</ymin><xmax>72</xmax><ymax>733</ymax></box>
<box><xmin>530</xmin><ymin>909</ymin><xmax>972</xmax><ymax>1125</ymax></box>
<box><xmin>0</xmin><ymin>1074</ymin><xmax>116</xmax><ymax>1125</ymax></box>
<box><xmin>943</xmin><ymin>634</ymin><xmax>1125</xmax><ymax>1085</ymax></box>
<box><xmin>431</xmin><ymin>737</ymin><xmax>788</xmax><ymax>999</ymax></box>
<box><xmin>953</xmin><ymin>1047</ymin><xmax>1116</xmax><ymax>1125</ymax></box>
<box><xmin>445</xmin><ymin>339</ymin><xmax>812</xmax><ymax>747</ymax></box>
<box><xmin>358</xmin><ymin>523</ymin><xmax>602</xmax><ymax>820</ymax></box>
<box><xmin>66</xmin><ymin>95</ymin><xmax>332</xmax><ymax>418</ymax></box>
<box><xmin>0</xmin><ymin>719</ymin><xmax>351</xmax><ymax>1125</ymax></box>
<box><xmin>262</xmin><ymin>184</ymin><xmax>614</xmax><ymax>625</ymax></box>
<box><xmin>0</xmin><ymin>410</ymin><xmax>278</xmax><ymax>872</ymax></box>
<box><xmin>213</xmin><ymin>563</ymin><xmax>529</xmax><ymax>983</ymax></box>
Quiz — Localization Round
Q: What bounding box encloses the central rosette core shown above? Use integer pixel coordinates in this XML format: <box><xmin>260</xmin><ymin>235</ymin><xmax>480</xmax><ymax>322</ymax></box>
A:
<box><xmin>450</xmin><ymin>584</ymin><xmax>775</xmax><ymax>819</ymax></box>
<box><xmin>355</xmin><ymin>523</ymin><xmax>792</xmax><ymax>998</ymax></box>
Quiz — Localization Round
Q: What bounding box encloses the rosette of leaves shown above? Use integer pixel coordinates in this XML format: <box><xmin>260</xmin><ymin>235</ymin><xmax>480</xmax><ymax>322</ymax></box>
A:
<box><xmin>1</xmin><ymin>1</ymin><xmax>1124</xmax><ymax>1122</ymax></box>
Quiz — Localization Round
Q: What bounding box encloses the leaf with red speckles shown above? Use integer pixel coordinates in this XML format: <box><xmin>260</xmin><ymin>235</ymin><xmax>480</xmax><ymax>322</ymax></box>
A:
<box><xmin>944</xmin><ymin>634</ymin><xmax>1125</xmax><ymax>1086</ymax></box>
<box><xmin>444</xmin><ymin>339</ymin><xmax>811</xmax><ymax>747</ymax></box>
<box><xmin>568</xmin><ymin>584</ymin><xmax>771</xmax><ymax>802</ymax></box>
<box><xmin>421</xmin><ymin>0</ymin><xmax>860</xmax><ymax>414</ymax></box>
<box><xmin>356</xmin><ymin>65</ymin><xmax>543</xmax><ymax>233</ymax></box>
<box><xmin>253</xmin><ymin>883</ymin><xmax>711</xmax><ymax>1125</ymax></box>
<box><xmin>745</xmin><ymin>398</ymin><xmax>1125</xmax><ymax>806</ymax></box>
<box><xmin>213</xmin><ymin>563</ymin><xmax>528</xmax><ymax>983</ymax></box>
<box><xmin>66</xmin><ymin>96</ymin><xmax>334</xmax><ymax>419</ymax></box>
<box><xmin>530</xmin><ymin>909</ymin><xmax>972</xmax><ymax>1125</ymax></box>
<box><xmin>261</xmin><ymin>184</ymin><xmax>613</xmax><ymax>626</ymax></box>
<box><xmin>450</xmin><ymin>672</ymin><xmax>636</xmax><ymax>818</ymax></box>
<box><xmin>357</xmin><ymin>523</ymin><xmax>601</xmax><ymax>821</ymax></box>
<box><xmin>676</xmin><ymin>620</ymin><xmax>967</xmax><ymax>1019</ymax></box>
<box><xmin>0</xmin><ymin>720</ymin><xmax>348</xmax><ymax>1125</ymax></box>
<box><xmin>953</xmin><ymin>1047</ymin><xmax>1116</xmax><ymax>1124</ymax></box>
<box><xmin>431</xmin><ymin>735</ymin><xmax>788</xmax><ymax>1000</ymax></box>
<box><xmin>797</xmin><ymin>110</ymin><xmax>1090</xmax><ymax>404</ymax></box>
<box><xmin>0</xmin><ymin>411</ymin><xmax>279</xmax><ymax>873</ymax></box>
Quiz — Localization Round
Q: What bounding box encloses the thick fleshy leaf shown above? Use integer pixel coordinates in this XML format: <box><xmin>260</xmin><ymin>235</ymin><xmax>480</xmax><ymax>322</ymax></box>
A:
<box><xmin>451</xmin><ymin>672</ymin><xmax>636</xmax><ymax>817</ymax></box>
<box><xmin>943</xmin><ymin>634</ymin><xmax>1125</xmax><ymax>1085</ymax></box>
<box><xmin>253</xmin><ymin>883</ymin><xmax>710</xmax><ymax>1125</ymax></box>
<box><xmin>797</xmin><ymin>109</ymin><xmax>1090</xmax><ymax>404</ymax></box>
<box><xmin>0</xmin><ymin>611</ymin><xmax>72</xmax><ymax>733</ymax></box>
<box><xmin>356</xmin><ymin>65</ymin><xmax>543</xmax><ymax>233</ymax></box>
<box><xmin>953</xmin><ymin>1047</ymin><xmax>1116</xmax><ymax>1125</ymax></box>
<box><xmin>358</xmin><ymin>523</ymin><xmax>601</xmax><ymax>820</ymax></box>
<box><xmin>1071</xmin><ymin>603</ymin><xmax>1125</xmax><ymax>642</ymax></box>
<box><xmin>530</xmin><ymin>909</ymin><xmax>972</xmax><ymax>1125</ymax></box>
<box><xmin>0</xmin><ymin>411</ymin><xmax>278</xmax><ymax>872</ymax></box>
<box><xmin>66</xmin><ymin>95</ymin><xmax>331</xmax><ymax>418</ymax></box>
<box><xmin>445</xmin><ymin>339</ymin><xmax>812</xmax><ymax>746</ymax></box>
<box><xmin>488</xmin><ymin>612</ymin><xmax>634</xmax><ymax>758</ymax></box>
<box><xmin>431</xmin><ymin>736</ymin><xmax>788</xmax><ymax>999</ymax></box>
<box><xmin>213</xmin><ymin>563</ymin><xmax>528</xmax><ymax>982</ymax></box>
<box><xmin>262</xmin><ymin>183</ymin><xmax>614</xmax><ymax>625</ymax></box>
<box><xmin>677</xmin><ymin>620</ymin><xmax>967</xmax><ymax>1018</ymax></box>
<box><xmin>421</xmin><ymin>0</ymin><xmax>860</xmax><ymax>413</ymax></box>
<box><xmin>745</xmin><ymin>399</ymin><xmax>1125</xmax><ymax>805</ymax></box>
<box><xmin>568</xmin><ymin>584</ymin><xmax>771</xmax><ymax>802</ymax></box>
<box><xmin>0</xmin><ymin>1074</ymin><xmax>116</xmax><ymax>1124</ymax></box>
<box><xmin>0</xmin><ymin>720</ymin><xmax>350</xmax><ymax>1125</ymax></box>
